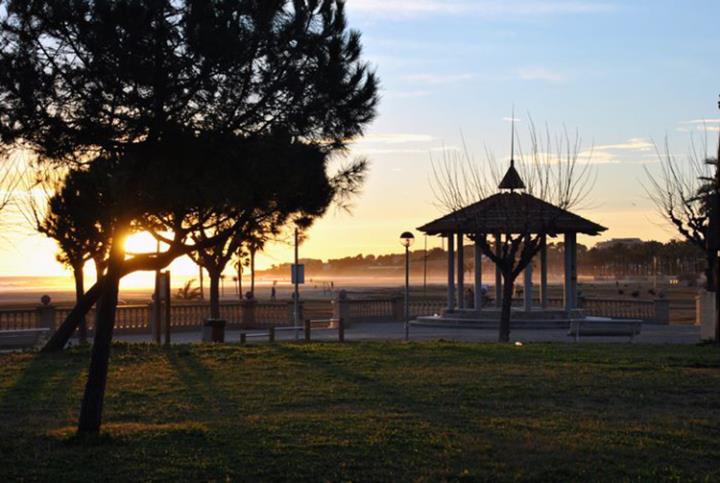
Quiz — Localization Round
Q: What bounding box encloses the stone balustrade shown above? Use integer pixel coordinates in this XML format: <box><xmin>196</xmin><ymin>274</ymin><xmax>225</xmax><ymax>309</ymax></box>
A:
<box><xmin>0</xmin><ymin>293</ymin><xmax>673</xmax><ymax>340</ymax></box>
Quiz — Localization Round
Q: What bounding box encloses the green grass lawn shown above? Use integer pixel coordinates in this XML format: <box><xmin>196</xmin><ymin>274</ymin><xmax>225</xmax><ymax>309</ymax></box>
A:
<box><xmin>1</xmin><ymin>342</ymin><xmax>719</xmax><ymax>482</ymax></box>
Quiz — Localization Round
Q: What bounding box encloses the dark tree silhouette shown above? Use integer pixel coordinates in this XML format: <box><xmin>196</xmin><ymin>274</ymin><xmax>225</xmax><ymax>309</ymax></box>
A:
<box><xmin>188</xmin><ymin>156</ymin><xmax>367</xmax><ymax>317</ymax></box>
<box><xmin>27</xmin><ymin>167</ymin><xmax>113</xmax><ymax>342</ymax></box>
<box><xmin>175</xmin><ymin>279</ymin><xmax>202</xmax><ymax>301</ymax></box>
<box><xmin>233</xmin><ymin>249</ymin><xmax>249</xmax><ymax>300</ymax></box>
<box><xmin>0</xmin><ymin>0</ymin><xmax>378</xmax><ymax>433</ymax></box>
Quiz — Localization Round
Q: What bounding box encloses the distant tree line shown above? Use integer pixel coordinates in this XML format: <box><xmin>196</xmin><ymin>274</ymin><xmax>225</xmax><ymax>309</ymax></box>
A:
<box><xmin>260</xmin><ymin>239</ymin><xmax>706</xmax><ymax>282</ymax></box>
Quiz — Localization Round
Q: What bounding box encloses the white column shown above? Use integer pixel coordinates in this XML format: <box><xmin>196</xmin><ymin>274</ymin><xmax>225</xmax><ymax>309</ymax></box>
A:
<box><xmin>457</xmin><ymin>232</ymin><xmax>464</xmax><ymax>309</ymax></box>
<box><xmin>540</xmin><ymin>235</ymin><xmax>548</xmax><ymax>309</ymax></box>
<box><xmin>447</xmin><ymin>233</ymin><xmax>455</xmax><ymax>311</ymax></box>
<box><xmin>564</xmin><ymin>232</ymin><xmax>577</xmax><ymax>310</ymax></box>
<box><xmin>495</xmin><ymin>233</ymin><xmax>502</xmax><ymax>308</ymax></box>
<box><xmin>474</xmin><ymin>236</ymin><xmax>483</xmax><ymax>311</ymax></box>
<box><xmin>571</xmin><ymin>234</ymin><xmax>578</xmax><ymax>309</ymax></box>
<box><xmin>523</xmin><ymin>260</ymin><xmax>533</xmax><ymax>311</ymax></box>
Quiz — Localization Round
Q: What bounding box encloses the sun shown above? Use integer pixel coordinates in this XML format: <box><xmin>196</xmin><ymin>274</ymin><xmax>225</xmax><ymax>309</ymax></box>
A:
<box><xmin>124</xmin><ymin>232</ymin><xmax>160</xmax><ymax>255</ymax></box>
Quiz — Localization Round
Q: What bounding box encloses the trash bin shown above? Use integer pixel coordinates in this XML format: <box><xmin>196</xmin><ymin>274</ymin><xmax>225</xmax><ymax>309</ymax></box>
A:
<box><xmin>202</xmin><ymin>319</ymin><xmax>226</xmax><ymax>343</ymax></box>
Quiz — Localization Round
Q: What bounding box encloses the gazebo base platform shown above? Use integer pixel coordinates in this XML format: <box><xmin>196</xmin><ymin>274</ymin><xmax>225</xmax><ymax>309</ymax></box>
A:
<box><xmin>415</xmin><ymin>308</ymin><xmax>586</xmax><ymax>330</ymax></box>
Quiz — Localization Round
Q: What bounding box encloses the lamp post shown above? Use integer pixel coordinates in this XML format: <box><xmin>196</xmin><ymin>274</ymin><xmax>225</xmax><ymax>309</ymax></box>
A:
<box><xmin>423</xmin><ymin>234</ymin><xmax>428</xmax><ymax>295</ymax></box>
<box><xmin>400</xmin><ymin>231</ymin><xmax>415</xmax><ymax>340</ymax></box>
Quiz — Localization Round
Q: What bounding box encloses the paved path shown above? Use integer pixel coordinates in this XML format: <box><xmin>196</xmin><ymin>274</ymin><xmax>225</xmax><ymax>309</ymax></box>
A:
<box><xmin>108</xmin><ymin>321</ymin><xmax>702</xmax><ymax>345</ymax></box>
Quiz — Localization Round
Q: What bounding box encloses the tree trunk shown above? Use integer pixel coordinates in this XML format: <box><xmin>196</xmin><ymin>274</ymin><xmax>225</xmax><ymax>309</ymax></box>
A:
<box><xmin>250</xmin><ymin>249</ymin><xmax>256</xmax><ymax>298</ymax></box>
<box><xmin>73</xmin><ymin>264</ymin><xmax>87</xmax><ymax>344</ymax></box>
<box><xmin>705</xmin><ymin>254</ymin><xmax>716</xmax><ymax>292</ymax></box>
<box><xmin>199</xmin><ymin>265</ymin><xmax>205</xmax><ymax>300</ymax></box>
<box><xmin>77</xmin><ymin>234</ymin><xmax>125</xmax><ymax>434</ymax></box>
<box><xmin>237</xmin><ymin>265</ymin><xmax>243</xmax><ymax>300</ymax></box>
<box><xmin>498</xmin><ymin>271</ymin><xmax>515</xmax><ymax>343</ymax></box>
<box><xmin>209</xmin><ymin>270</ymin><xmax>221</xmax><ymax>319</ymax></box>
<box><xmin>94</xmin><ymin>258</ymin><xmax>106</xmax><ymax>280</ymax></box>
<box><xmin>42</xmin><ymin>282</ymin><xmax>102</xmax><ymax>352</ymax></box>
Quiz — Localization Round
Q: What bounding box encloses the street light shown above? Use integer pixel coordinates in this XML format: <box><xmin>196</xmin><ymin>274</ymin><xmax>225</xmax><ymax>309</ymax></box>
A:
<box><xmin>400</xmin><ymin>231</ymin><xmax>415</xmax><ymax>340</ymax></box>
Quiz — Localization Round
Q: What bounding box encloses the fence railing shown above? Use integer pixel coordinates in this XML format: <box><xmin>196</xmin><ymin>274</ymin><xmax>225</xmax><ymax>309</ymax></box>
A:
<box><xmin>0</xmin><ymin>308</ymin><xmax>38</xmax><ymax>331</ymax></box>
<box><xmin>409</xmin><ymin>300</ymin><xmax>447</xmax><ymax>318</ymax></box>
<box><xmin>0</xmin><ymin>293</ymin><xmax>671</xmax><ymax>338</ymax></box>
<box><xmin>580</xmin><ymin>298</ymin><xmax>664</xmax><ymax>322</ymax></box>
<box><xmin>347</xmin><ymin>299</ymin><xmax>396</xmax><ymax>321</ymax></box>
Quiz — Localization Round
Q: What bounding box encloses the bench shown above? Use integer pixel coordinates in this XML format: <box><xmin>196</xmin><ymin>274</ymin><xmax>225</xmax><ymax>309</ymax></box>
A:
<box><xmin>0</xmin><ymin>328</ymin><xmax>50</xmax><ymax>350</ymax></box>
<box><xmin>568</xmin><ymin>318</ymin><xmax>642</xmax><ymax>342</ymax></box>
<box><xmin>238</xmin><ymin>319</ymin><xmax>344</xmax><ymax>344</ymax></box>
<box><xmin>410</xmin><ymin>317</ymin><xmax>570</xmax><ymax>330</ymax></box>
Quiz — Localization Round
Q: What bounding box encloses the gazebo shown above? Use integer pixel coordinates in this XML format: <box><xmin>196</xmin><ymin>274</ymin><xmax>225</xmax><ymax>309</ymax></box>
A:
<box><xmin>418</xmin><ymin>161</ymin><xmax>607</xmax><ymax>320</ymax></box>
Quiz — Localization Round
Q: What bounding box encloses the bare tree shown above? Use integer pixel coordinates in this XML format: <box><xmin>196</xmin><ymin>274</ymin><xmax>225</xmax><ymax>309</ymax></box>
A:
<box><xmin>430</xmin><ymin>118</ymin><xmax>597</xmax><ymax>342</ymax></box>
<box><xmin>645</xmin><ymin>122</ymin><xmax>719</xmax><ymax>342</ymax></box>
<box><xmin>645</xmin><ymin>133</ymin><xmax>719</xmax><ymax>289</ymax></box>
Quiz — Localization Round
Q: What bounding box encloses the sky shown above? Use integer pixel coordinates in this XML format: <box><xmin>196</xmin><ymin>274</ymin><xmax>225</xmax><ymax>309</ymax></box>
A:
<box><xmin>0</xmin><ymin>0</ymin><xmax>719</xmax><ymax>282</ymax></box>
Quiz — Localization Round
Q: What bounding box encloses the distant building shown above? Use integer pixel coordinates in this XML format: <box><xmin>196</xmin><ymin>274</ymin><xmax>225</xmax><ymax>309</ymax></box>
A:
<box><xmin>594</xmin><ymin>238</ymin><xmax>643</xmax><ymax>250</ymax></box>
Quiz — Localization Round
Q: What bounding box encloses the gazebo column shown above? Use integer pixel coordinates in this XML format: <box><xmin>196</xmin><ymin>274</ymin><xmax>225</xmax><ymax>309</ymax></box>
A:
<box><xmin>457</xmin><ymin>232</ymin><xmax>464</xmax><ymax>309</ymax></box>
<box><xmin>540</xmin><ymin>235</ymin><xmax>548</xmax><ymax>309</ymax></box>
<box><xmin>473</xmin><ymin>235</ymin><xmax>483</xmax><ymax>311</ymax></box>
<box><xmin>495</xmin><ymin>233</ymin><xmax>502</xmax><ymax>308</ymax></box>
<box><xmin>564</xmin><ymin>232</ymin><xmax>578</xmax><ymax>311</ymax></box>
<box><xmin>523</xmin><ymin>260</ymin><xmax>533</xmax><ymax>311</ymax></box>
<box><xmin>447</xmin><ymin>233</ymin><xmax>455</xmax><ymax>311</ymax></box>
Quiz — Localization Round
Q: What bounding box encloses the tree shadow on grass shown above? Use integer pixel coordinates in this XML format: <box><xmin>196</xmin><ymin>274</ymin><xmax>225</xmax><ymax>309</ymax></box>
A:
<box><xmin>270</xmin><ymin>344</ymin><xmax>667</xmax><ymax>482</ymax></box>
<box><xmin>274</xmin><ymin>344</ymin><xmax>475</xmax><ymax>432</ymax></box>
<box><xmin>0</xmin><ymin>349</ymin><xmax>88</xmax><ymax>433</ymax></box>
<box><xmin>165</xmin><ymin>347</ymin><xmax>243</xmax><ymax>421</ymax></box>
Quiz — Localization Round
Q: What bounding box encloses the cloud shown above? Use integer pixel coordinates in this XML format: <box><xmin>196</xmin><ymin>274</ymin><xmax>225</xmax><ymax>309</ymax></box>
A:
<box><xmin>679</xmin><ymin>118</ymin><xmax>720</xmax><ymax>125</ymax></box>
<box><xmin>354</xmin><ymin>133</ymin><xmax>437</xmax><ymax>144</ymax></box>
<box><xmin>348</xmin><ymin>1</ymin><xmax>616</xmax><ymax>17</ymax></box>
<box><xmin>559</xmin><ymin>137</ymin><xmax>656</xmax><ymax>165</ymax></box>
<box><xmin>348</xmin><ymin>134</ymin><xmax>460</xmax><ymax>155</ymax></box>
<box><xmin>384</xmin><ymin>90</ymin><xmax>431</xmax><ymax>99</ymax></box>
<box><xmin>594</xmin><ymin>138</ymin><xmax>654</xmax><ymax>152</ymax></box>
<box><xmin>402</xmin><ymin>73</ymin><xmax>475</xmax><ymax>85</ymax></box>
<box><xmin>516</xmin><ymin>67</ymin><xmax>566</xmax><ymax>83</ymax></box>
<box><xmin>352</xmin><ymin>147</ymin><xmax>461</xmax><ymax>155</ymax></box>
<box><xmin>577</xmin><ymin>150</ymin><xmax>622</xmax><ymax>164</ymax></box>
<box><xmin>677</xmin><ymin>119</ymin><xmax>720</xmax><ymax>133</ymax></box>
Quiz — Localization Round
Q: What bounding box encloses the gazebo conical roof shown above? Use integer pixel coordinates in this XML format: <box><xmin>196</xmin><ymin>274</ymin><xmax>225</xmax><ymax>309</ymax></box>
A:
<box><xmin>498</xmin><ymin>161</ymin><xmax>525</xmax><ymax>191</ymax></box>
<box><xmin>418</xmin><ymin>191</ymin><xmax>606</xmax><ymax>236</ymax></box>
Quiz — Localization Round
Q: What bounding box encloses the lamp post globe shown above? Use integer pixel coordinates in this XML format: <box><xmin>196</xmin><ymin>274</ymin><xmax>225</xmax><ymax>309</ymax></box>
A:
<box><xmin>400</xmin><ymin>231</ymin><xmax>415</xmax><ymax>248</ymax></box>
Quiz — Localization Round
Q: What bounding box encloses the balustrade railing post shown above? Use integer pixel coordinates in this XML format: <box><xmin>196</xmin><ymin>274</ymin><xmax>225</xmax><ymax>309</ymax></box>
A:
<box><xmin>146</xmin><ymin>303</ymin><xmax>154</xmax><ymax>335</ymax></box>
<box><xmin>304</xmin><ymin>319</ymin><xmax>311</xmax><ymax>342</ymax></box>
<box><xmin>268</xmin><ymin>326</ymin><xmax>275</xmax><ymax>343</ymax></box>
<box><xmin>653</xmin><ymin>298</ymin><xmax>670</xmax><ymax>325</ymax></box>
<box><xmin>36</xmin><ymin>296</ymin><xmax>55</xmax><ymax>333</ymax></box>
<box><xmin>333</xmin><ymin>290</ymin><xmax>350</xmax><ymax>326</ymax></box>
<box><xmin>297</xmin><ymin>301</ymin><xmax>304</xmax><ymax>326</ymax></box>
<box><xmin>338</xmin><ymin>318</ymin><xmax>345</xmax><ymax>343</ymax></box>
<box><xmin>241</xmin><ymin>298</ymin><xmax>257</xmax><ymax>328</ymax></box>
<box><xmin>391</xmin><ymin>296</ymin><xmax>404</xmax><ymax>321</ymax></box>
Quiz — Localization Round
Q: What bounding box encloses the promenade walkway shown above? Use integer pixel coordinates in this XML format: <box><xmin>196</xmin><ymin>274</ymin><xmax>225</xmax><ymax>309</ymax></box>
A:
<box><xmin>107</xmin><ymin>321</ymin><xmax>701</xmax><ymax>345</ymax></box>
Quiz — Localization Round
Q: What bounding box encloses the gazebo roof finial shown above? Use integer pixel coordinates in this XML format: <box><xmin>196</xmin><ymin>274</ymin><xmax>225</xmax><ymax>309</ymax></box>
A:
<box><xmin>498</xmin><ymin>107</ymin><xmax>526</xmax><ymax>192</ymax></box>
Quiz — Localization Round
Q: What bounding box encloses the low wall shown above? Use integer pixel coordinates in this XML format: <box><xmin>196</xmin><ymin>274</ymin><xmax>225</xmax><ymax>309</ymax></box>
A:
<box><xmin>0</xmin><ymin>293</ymin><xmax>672</xmax><ymax>339</ymax></box>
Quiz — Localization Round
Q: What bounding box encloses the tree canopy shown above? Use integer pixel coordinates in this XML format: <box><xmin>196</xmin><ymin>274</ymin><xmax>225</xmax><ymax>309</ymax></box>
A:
<box><xmin>0</xmin><ymin>0</ymin><xmax>379</xmax><ymax>433</ymax></box>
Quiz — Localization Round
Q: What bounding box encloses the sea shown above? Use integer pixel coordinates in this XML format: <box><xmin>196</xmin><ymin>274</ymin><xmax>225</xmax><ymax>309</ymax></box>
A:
<box><xmin>0</xmin><ymin>274</ymin><xmax>412</xmax><ymax>306</ymax></box>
